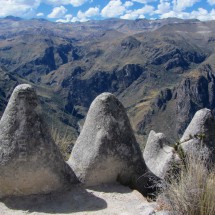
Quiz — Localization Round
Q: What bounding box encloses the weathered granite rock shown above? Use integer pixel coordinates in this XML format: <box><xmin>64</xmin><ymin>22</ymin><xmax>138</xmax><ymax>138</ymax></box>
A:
<box><xmin>154</xmin><ymin>211</ymin><xmax>175</xmax><ymax>215</ymax></box>
<box><xmin>143</xmin><ymin>130</ymin><xmax>180</xmax><ymax>179</ymax></box>
<box><xmin>68</xmin><ymin>92</ymin><xmax>146</xmax><ymax>187</ymax></box>
<box><xmin>0</xmin><ymin>84</ymin><xmax>78</xmax><ymax>198</ymax></box>
<box><xmin>180</xmin><ymin>108</ymin><xmax>215</xmax><ymax>162</ymax></box>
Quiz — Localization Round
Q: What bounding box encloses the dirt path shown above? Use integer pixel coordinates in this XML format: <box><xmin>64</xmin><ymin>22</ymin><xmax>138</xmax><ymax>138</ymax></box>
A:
<box><xmin>0</xmin><ymin>183</ymin><xmax>156</xmax><ymax>215</ymax></box>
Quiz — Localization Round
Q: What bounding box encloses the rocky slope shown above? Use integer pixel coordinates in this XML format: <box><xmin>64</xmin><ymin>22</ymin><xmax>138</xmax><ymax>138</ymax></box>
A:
<box><xmin>0</xmin><ymin>17</ymin><xmax>215</xmax><ymax>153</ymax></box>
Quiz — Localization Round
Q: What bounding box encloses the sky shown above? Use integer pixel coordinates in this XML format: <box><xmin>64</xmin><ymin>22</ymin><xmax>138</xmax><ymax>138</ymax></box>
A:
<box><xmin>0</xmin><ymin>0</ymin><xmax>214</xmax><ymax>22</ymax></box>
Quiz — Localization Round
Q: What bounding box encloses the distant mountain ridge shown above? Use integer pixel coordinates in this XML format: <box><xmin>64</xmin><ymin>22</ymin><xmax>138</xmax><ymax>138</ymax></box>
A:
<box><xmin>0</xmin><ymin>17</ymin><xmax>215</xmax><ymax>152</ymax></box>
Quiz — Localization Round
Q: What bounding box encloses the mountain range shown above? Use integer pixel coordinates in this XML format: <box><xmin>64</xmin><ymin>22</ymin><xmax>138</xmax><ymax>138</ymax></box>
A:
<box><xmin>0</xmin><ymin>16</ymin><xmax>215</xmax><ymax>155</ymax></box>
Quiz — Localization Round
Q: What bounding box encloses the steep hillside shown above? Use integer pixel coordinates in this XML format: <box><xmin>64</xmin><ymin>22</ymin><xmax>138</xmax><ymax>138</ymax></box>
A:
<box><xmin>0</xmin><ymin>17</ymin><xmax>215</xmax><ymax>154</ymax></box>
<box><xmin>0</xmin><ymin>67</ymin><xmax>18</xmax><ymax>114</ymax></box>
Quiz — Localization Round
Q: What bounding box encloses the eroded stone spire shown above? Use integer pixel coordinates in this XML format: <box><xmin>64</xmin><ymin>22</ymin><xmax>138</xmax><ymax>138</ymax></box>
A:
<box><xmin>0</xmin><ymin>84</ymin><xmax>78</xmax><ymax>198</ymax></box>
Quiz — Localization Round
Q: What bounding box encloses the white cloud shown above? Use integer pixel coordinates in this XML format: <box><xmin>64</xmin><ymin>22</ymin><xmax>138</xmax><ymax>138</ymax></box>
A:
<box><xmin>75</xmin><ymin>11</ymin><xmax>89</xmax><ymax>22</ymax></box>
<box><xmin>70</xmin><ymin>0</ymin><xmax>87</xmax><ymax>6</ymax></box>
<box><xmin>208</xmin><ymin>0</ymin><xmax>215</xmax><ymax>5</ymax></box>
<box><xmin>101</xmin><ymin>0</ymin><xmax>133</xmax><ymax>18</ymax></box>
<box><xmin>70</xmin><ymin>17</ymin><xmax>80</xmax><ymax>22</ymax></box>
<box><xmin>124</xmin><ymin>1</ymin><xmax>134</xmax><ymax>7</ymax></box>
<box><xmin>0</xmin><ymin>0</ymin><xmax>40</xmax><ymax>17</ymax></box>
<box><xmin>121</xmin><ymin>12</ymin><xmax>145</xmax><ymax>19</ymax></box>
<box><xmin>160</xmin><ymin>10</ymin><xmax>182</xmax><ymax>18</ymax></box>
<box><xmin>157</xmin><ymin>0</ymin><xmax>214</xmax><ymax>20</ymax></box>
<box><xmin>190</xmin><ymin>8</ymin><xmax>215</xmax><ymax>20</ymax></box>
<box><xmin>0</xmin><ymin>0</ymin><xmax>215</xmax><ymax>22</ymax></box>
<box><xmin>131</xmin><ymin>0</ymin><xmax>157</xmax><ymax>4</ymax></box>
<box><xmin>156</xmin><ymin>0</ymin><xmax>171</xmax><ymax>14</ymax></box>
<box><xmin>48</xmin><ymin>6</ymin><xmax>67</xmax><ymax>18</ymax></box>
<box><xmin>36</xmin><ymin>12</ymin><xmax>44</xmax><ymax>17</ymax></box>
<box><xmin>44</xmin><ymin>0</ymin><xmax>70</xmax><ymax>5</ymax></box>
<box><xmin>56</xmin><ymin>14</ymin><xmax>73</xmax><ymax>22</ymax></box>
<box><xmin>72</xmin><ymin>6</ymin><xmax>99</xmax><ymax>22</ymax></box>
<box><xmin>173</xmin><ymin>0</ymin><xmax>200</xmax><ymax>11</ymax></box>
<box><xmin>120</xmin><ymin>5</ymin><xmax>155</xmax><ymax>19</ymax></box>
<box><xmin>0</xmin><ymin>0</ymin><xmax>87</xmax><ymax>18</ymax></box>
<box><xmin>44</xmin><ymin>0</ymin><xmax>87</xmax><ymax>7</ymax></box>
<box><xmin>84</xmin><ymin>7</ymin><xmax>99</xmax><ymax>17</ymax></box>
<box><xmin>160</xmin><ymin>8</ymin><xmax>215</xmax><ymax>21</ymax></box>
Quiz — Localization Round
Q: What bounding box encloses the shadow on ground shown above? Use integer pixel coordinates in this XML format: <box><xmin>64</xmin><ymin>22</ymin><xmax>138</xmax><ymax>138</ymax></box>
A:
<box><xmin>87</xmin><ymin>183</ymin><xmax>132</xmax><ymax>194</ymax></box>
<box><xmin>2</xmin><ymin>185</ymin><xmax>107</xmax><ymax>214</ymax></box>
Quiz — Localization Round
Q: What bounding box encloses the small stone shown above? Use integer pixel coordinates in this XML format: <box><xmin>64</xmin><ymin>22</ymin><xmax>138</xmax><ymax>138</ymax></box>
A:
<box><xmin>180</xmin><ymin>108</ymin><xmax>215</xmax><ymax>163</ymax></box>
<box><xmin>143</xmin><ymin>130</ymin><xmax>180</xmax><ymax>179</ymax></box>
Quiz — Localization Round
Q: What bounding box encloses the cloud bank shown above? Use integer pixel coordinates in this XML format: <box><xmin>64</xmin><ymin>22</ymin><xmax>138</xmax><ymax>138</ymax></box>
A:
<box><xmin>0</xmin><ymin>0</ymin><xmax>214</xmax><ymax>22</ymax></box>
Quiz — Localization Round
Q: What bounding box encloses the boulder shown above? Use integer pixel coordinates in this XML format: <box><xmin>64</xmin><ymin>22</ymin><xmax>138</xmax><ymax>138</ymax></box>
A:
<box><xmin>180</xmin><ymin>108</ymin><xmax>215</xmax><ymax>162</ymax></box>
<box><xmin>68</xmin><ymin>92</ymin><xmax>146</xmax><ymax>187</ymax></box>
<box><xmin>0</xmin><ymin>84</ymin><xmax>77</xmax><ymax>198</ymax></box>
<box><xmin>143</xmin><ymin>130</ymin><xmax>180</xmax><ymax>179</ymax></box>
<box><xmin>154</xmin><ymin>211</ymin><xmax>175</xmax><ymax>215</ymax></box>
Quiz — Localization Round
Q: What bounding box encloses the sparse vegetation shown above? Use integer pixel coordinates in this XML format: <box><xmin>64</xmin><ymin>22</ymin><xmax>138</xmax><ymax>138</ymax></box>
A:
<box><xmin>51</xmin><ymin>126</ymin><xmax>74</xmax><ymax>160</ymax></box>
<box><xmin>157</xmin><ymin>145</ymin><xmax>215</xmax><ymax>215</ymax></box>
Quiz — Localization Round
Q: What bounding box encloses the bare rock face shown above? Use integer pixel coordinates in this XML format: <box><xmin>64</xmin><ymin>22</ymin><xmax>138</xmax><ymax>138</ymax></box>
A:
<box><xmin>143</xmin><ymin>130</ymin><xmax>180</xmax><ymax>179</ymax></box>
<box><xmin>68</xmin><ymin>92</ymin><xmax>146</xmax><ymax>187</ymax></box>
<box><xmin>176</xmin><ymin>70</ymin><xmax>215</xmax><ymax>136</ymax></box>
<box><xmin>0</xmin><ymin>84</ymin><xmax>78</xmax><ymax>198</ymax></box>
<box><xmin>180</xmin><ymin>108</ymin><xmax>215</xmax><ymax>162</ymax></box>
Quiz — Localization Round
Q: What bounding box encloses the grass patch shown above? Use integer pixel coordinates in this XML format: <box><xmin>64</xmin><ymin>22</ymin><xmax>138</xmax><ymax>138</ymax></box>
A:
<box><xmin>51</xmin><ymin>126</ymin><xmax>75</xmax><ymax>160</ymax></box>
<box><xmin>157</xmin><ymin>147</ymin><xmax>215</xmax><ymax>215</ymax></box>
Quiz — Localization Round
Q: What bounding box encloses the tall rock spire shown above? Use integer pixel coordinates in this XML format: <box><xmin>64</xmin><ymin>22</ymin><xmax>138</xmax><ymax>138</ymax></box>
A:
<box><xmin>0</xmin><ymin>84</ymin><xmax>78</xmax><ymax>198</ymax></box>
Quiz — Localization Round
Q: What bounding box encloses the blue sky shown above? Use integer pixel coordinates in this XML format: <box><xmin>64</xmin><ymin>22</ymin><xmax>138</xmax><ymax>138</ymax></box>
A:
<box><xmin>0</xmin><ymin>0</ymin><xmax>214</xmax><ymax>22</ymax></box>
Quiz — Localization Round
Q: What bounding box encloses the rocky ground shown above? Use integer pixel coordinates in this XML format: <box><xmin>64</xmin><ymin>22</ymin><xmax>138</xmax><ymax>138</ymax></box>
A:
<box><xmin>0</xmin><ymin>183</ymin><xmax>156</xmax><ymax>215</ymax></box>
